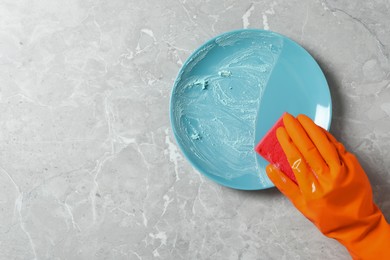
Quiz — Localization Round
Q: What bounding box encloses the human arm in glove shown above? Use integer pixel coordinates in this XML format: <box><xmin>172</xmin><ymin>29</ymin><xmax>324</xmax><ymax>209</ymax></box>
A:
<box><xmin>266</xmin><ymin>113</ymin><xmax>390</xmax><ymax>259</ymax></box>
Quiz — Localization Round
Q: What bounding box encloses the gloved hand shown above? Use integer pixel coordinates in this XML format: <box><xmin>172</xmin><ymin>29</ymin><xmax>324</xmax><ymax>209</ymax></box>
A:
<box><xmin>266</xmin><ymin>113</ymin><xmax>390</xmax><ymax>259</ymax></box>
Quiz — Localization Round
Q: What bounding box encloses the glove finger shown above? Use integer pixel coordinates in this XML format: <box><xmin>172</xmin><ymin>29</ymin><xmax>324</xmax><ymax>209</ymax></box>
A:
<box><xmin>322</xmin><ymin>130</ymin><xmax>347</xmax><ymax>155</ymax></box>
<box><xmin>297</xmin><ymin>114</ymin><xmax>341</xmax><ymax>170</ymax></box>
<box><xmin>283</xmin><ymin>113</ymin><xmax>329</xmax><ymax>176</ymax></box>
<box><xmin>276</xmin><ymin>127</ymin><xmax>321</xmax><ymax>197</ymax></box>
<box><xmin>266</xmin><ymin>164</ymin><xmax>301</xmax><ymax>199</ymax></box>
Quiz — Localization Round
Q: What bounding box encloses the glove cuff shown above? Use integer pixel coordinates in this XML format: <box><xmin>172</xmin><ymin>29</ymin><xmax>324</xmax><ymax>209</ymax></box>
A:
<box><xmin>341</xmin><ymin>212</ymin><xmax>390</xmax><ymax>259</ymax></box>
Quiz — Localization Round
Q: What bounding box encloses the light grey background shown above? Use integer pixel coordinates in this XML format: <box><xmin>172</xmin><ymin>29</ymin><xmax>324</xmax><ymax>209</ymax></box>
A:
<box><xmin>1</xmin><ymin>0</ymin><xmax>389</xmax><ymax>259</ymax></box>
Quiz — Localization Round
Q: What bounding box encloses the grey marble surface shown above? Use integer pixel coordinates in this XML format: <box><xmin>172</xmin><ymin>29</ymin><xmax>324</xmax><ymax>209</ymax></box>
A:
<box><xmin>0</xmin><ymin>0</ymin><xmax>389</xmax><ymax>259</ymax></box>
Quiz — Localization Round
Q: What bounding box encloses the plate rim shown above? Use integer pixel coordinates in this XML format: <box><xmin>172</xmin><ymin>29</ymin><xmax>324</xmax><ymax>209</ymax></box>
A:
<box><xmin>169</xmin><ymin>28</ymin><xmax>332</xmax><ymax>190</ymax></box>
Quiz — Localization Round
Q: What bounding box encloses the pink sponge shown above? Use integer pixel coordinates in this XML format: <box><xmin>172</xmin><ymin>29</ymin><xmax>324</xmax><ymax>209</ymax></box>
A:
<box><xmin>255</xmin><ymin>113</ymin><xmax>297</xmax><ymax>183</ymax></box>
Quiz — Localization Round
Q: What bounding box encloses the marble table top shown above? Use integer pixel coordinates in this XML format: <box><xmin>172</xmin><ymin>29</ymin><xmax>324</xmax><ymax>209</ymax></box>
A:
<box><xmin>1</xmin><ymin>0</ymin><xmax>389</xmax><ymax>259</ymax></box>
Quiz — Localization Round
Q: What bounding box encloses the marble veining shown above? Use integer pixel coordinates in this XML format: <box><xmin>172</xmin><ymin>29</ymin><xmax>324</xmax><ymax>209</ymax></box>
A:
<box><xmin>0</xmin><ymin>0</ymin><xmax>389</xmax><ymax>259</ymax></box>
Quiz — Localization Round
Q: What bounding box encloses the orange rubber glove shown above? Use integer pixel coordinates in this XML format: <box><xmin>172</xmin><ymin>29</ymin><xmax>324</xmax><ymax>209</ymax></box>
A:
<box><xmin>266</xmin><ymin>113</ymin><xmax>390</xmax><ymax>260</ymax></box>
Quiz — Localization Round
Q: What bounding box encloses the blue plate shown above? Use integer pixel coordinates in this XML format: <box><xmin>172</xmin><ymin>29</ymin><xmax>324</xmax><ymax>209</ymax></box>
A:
<box><xmin>170</xmin><ymin>29</ymin><xmax>331</xmax><ymax>190</ymax></box>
